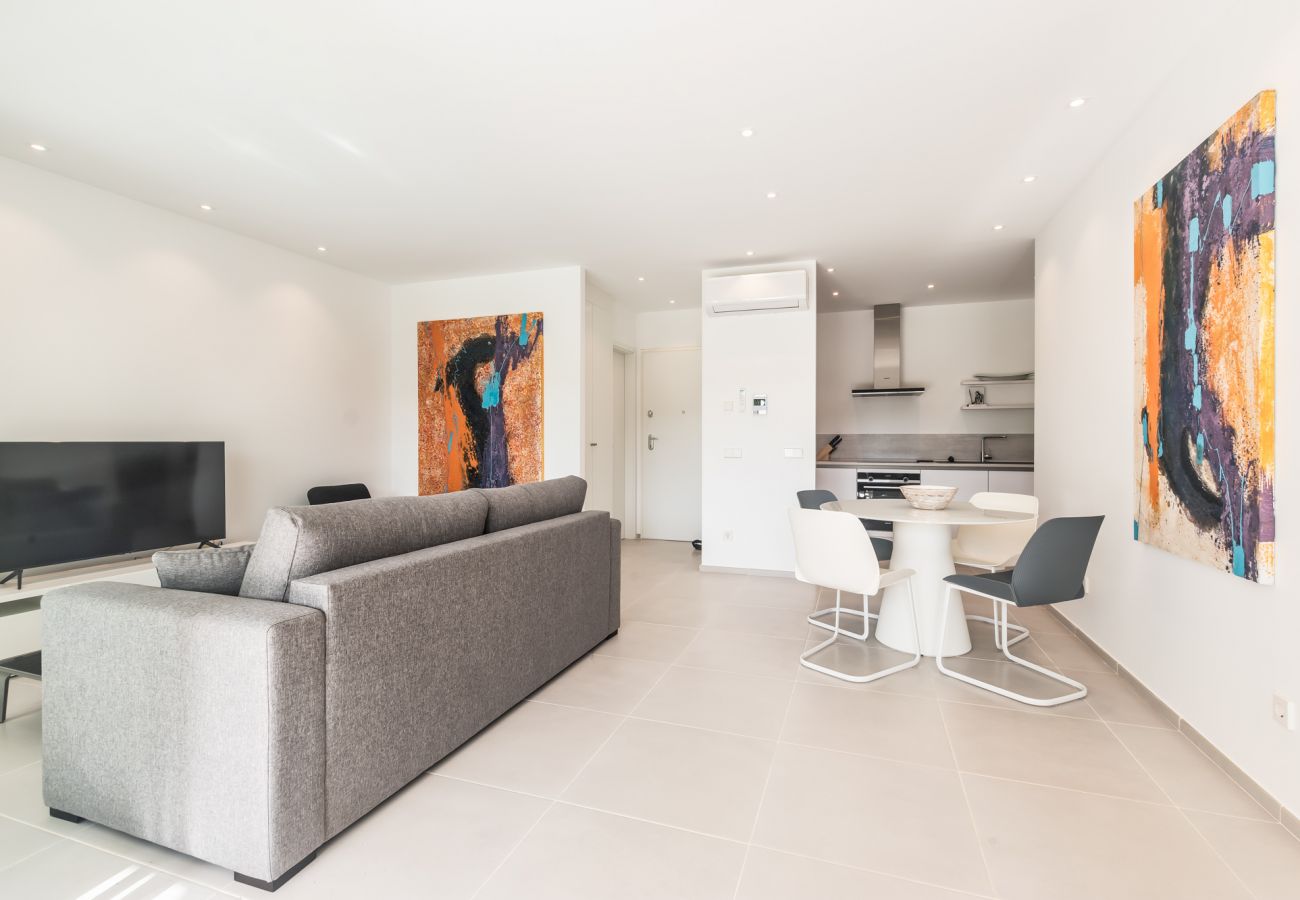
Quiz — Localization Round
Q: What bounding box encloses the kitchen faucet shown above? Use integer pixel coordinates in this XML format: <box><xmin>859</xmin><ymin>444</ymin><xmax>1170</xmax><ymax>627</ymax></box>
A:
<box><xmin>981</xmin><ymin>434</ymin><xmax>1008</xmax><ymax>462</ymax></box>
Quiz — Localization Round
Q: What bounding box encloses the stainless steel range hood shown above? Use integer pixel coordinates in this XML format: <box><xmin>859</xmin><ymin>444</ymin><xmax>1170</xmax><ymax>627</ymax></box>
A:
<box><xmin>850</xmin><ymin>303</ymin><xmax>926</xmax><ymax>396</ymax></box>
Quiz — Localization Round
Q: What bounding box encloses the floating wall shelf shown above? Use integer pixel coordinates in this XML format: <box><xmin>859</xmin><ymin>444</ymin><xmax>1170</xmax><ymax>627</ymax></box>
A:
<box><xmin>961</xmin><ymin>377</ymin><xmax>1034</xmax><ymax>411</ymax></box>
<box><xmin>959</xmin><ymin>379</ymin><xmax>1034</xmax><ymax>387</ymax></box>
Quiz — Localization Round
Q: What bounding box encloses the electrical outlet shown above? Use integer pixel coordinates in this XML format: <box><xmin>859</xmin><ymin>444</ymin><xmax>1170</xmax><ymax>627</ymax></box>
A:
<box><xmin>1273</xmin><ymin>694</ymin><xmax>1296</xmax><ymax>731</ymax></box>
<box><xmin>722</xmin><ymin>530</ymin><xmax>734</xmax><ymax>542</ymax></box>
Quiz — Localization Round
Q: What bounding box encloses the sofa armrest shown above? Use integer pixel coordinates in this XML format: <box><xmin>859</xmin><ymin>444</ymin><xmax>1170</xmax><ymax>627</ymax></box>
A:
<box><xmin>41</xmin><ymin>582</ymin><xmax>325</xmax><ymax>883</ymax></box>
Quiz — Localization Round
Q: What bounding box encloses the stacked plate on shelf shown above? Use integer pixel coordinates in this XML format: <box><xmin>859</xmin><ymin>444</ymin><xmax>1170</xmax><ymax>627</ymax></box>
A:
<box><xmin>970</xmin><ymin>372</ymin><xmax>1033</xmax><ymax>381</ymax></box>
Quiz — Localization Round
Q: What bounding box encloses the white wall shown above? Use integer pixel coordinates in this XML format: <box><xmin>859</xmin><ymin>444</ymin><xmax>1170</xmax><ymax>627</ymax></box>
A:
<box><xmin>636</xmin><ymin>308</ymin><xmax>701</xmax><ymax>350</ymax></box>
<box><xmin>1035</xmin><ymin>0</ymin><xmax>1299</xmax><ymax>815</ymax></box>
<box><xmin>388</xmin><ymin>266</ymin><xmax>586</xmax><ymax>495</ymax></box>
<box><xmin>818</xmin><ymin>299</ymin><xmax>1035</xmax><ymax>435</ymax></box>
<box><xmin>700</xmin><ymin>262</ymin><xmax>817</xmax><ymax>573</ymax></box>
<box><xmin>0</xmin><ymin>158</ymin><xmax>390</xmax><ymax>542</ymax></box>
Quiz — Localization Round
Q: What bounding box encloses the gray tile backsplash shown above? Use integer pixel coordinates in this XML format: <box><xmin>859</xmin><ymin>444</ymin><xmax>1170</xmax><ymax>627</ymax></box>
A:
<box><xmin>816</xmin><ymin>433</ymin><xmax>1033</xmax><ymax>464</ymax></box>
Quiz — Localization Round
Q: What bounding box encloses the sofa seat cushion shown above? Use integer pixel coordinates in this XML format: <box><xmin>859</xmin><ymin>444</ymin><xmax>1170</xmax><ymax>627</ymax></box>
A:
<box><xmin>239</xmin><ymin>493</ymin><xmax>489</xmax><ymax>601</ymax></box>
<box><xmin>153</xmin><ymin>546</ymin><xmax>254</xmax><ymax>596</ymax></box>
<box><xmin>477</xmin><ymin>476</ymin><xmax>588</xmax><ymax>533</ymax></box>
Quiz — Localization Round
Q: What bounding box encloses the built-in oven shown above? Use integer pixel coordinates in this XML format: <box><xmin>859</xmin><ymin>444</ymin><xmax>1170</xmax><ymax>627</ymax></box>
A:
<box><xmin>856</xmin><ymin>469</ymin><xmax>921</xmax><ymax>532</ymax></box>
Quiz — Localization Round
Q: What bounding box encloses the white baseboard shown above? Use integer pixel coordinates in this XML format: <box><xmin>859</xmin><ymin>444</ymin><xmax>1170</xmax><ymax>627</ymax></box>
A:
<box><xmin>698</xmin><ymin>564</ymin><xmax>795</xmax><ymax>578</ymax></box>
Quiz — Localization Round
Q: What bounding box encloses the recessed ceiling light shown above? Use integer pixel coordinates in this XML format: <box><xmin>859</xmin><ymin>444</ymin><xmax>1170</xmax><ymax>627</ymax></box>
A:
<box><xmin>992</xmin><ymin>224</ymin><xmax>1005</xmax><ymax>231</ymax></box>
<box><xmin>832</xmin><ymin>291</ymin><xmax>839</xmax><ymax>297</ymax></box>
<box><xmin>827</xmin><ymin>267</ymin><xmax>834</xmax><ymax>273</ymax></box>
<box><xmin>29</xmin><ymin>143</ymin><xmax>47</xmax><ymax>152</ymax></box>
<box><xmin>927</xmin><ymin>283</ymin><xmax>936</xmax><ymax>289</ymax></box>
<box><xmin>740</xmin><ymin>128</ymin><xmax>754</xmax><ymax>138</ymax></box>
<box><xmin>1068</xmin><ymin>97</ymin><xmax>1087</xmax><ymax>109</ymax></box>
<box><xmin>637</xmin><ymin>276</ymin><xmax>645</xmax><ymax>281</ymax></box>
<box><xmin>1022</xmin><ymin>175</ymin><xmax>1037</xmax><ymax>183</ymax></box>
<box><xmin>745</xmin><ymin>250</ymin><xmax>755</xmax><ymax>257</ymax></box>
<box><xmin>199</xmin><ymin>204</ymin><xmax>213</xmax><ymax>211</ymax></box>
<box><xmin>765</xmin><ymin>191</ymin><xmax>777</xmax><ymax>199</ymax></box>
<box><xmin>669</xmin><ymin>300</ymin><xmax>676</xmax><ymax>304</ymax></box>
<box><xmin>316</xmin><ymin>246</ymin><xmax>328</xmax><ymax>253</ymax></box>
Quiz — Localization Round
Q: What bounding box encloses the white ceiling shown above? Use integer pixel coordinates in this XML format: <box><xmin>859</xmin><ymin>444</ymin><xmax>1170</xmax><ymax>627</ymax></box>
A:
<box><xmin>0</xmin><ymin>1</ymin><xmax>1215</xmax><ymax>312</ymax></box>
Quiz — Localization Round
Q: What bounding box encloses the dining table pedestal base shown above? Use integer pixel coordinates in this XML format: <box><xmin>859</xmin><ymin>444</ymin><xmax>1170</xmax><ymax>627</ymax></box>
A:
<box><xmin>873</xmin><ymin>521</ymin><xmax>972</xmax><ymax>657</ymax></box>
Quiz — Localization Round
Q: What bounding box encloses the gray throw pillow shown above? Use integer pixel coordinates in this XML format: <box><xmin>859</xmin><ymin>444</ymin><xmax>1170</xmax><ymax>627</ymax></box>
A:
<box><xmin>153</xmin><ymin>546</ymin><xmax>254</xmax><ymax>596</ymax></box>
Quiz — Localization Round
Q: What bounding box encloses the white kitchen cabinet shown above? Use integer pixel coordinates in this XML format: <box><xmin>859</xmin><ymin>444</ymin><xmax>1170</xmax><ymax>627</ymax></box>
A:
<box><xmin>988</xmin><ymin>469</ymin><xmax>1035</xmax><ymax>496</ymax></box>
<box><xmin>921</xmin><ymin>468</ymin><xmax>988</xmax><ymax>502</ymax></box>
<box><xmin>814</xmin><ymin>466</ymin><xmax>857</xmax><ymax>502</ymax></box>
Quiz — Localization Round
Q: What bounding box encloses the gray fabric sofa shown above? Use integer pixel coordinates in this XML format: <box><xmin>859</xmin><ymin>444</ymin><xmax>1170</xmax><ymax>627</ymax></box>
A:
<box><xmin>41</xmin><ymin>476</ymin><xmax>620</xmax><ymax>891</ymax></box>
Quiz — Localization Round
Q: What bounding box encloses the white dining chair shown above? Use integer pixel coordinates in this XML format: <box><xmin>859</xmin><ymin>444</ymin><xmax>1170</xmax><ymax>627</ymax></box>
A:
<box><xmin>951</xmin><ymin>492</ymin><xmax>1038</xmax><ymax>650</ymax></box>
<box><xmin>797</xmin><ymin>490</ymin><xmax>892</xmax><ymax>640</ymax></box>
<box><xmin>789</xmin><ymin>507</ymin><xmax>921</xmax><ymax>683</ymax></box>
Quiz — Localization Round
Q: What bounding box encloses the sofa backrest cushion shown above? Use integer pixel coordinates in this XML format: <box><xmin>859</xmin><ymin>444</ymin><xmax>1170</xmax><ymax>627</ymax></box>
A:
<box><xmin>238</xmin><ymin>492</ymin><xmax>489</xmax><ymax>601</ymax></box>
<box><xmin>477</xmin><ymin>476</ymin><xmax>588</xmax><ymax>533</ymax></box>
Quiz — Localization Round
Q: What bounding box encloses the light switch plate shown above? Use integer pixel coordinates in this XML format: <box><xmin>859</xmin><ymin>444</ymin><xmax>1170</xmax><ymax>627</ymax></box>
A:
<box><xmin>723</xmin><ymin>447</ymin><xmax>743</xmax><ymax>459</ymax></box>
<box><xmin>784</xmin><ymin>448</ymin><xmax>804</xmax><ymax>458</ymax></box>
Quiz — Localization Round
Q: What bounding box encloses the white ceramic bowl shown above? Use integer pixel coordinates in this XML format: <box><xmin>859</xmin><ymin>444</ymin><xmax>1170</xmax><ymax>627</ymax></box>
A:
<box><xmin>900</xmin><ymin>484</ymin><xmax>958</xmax><ymax>510</ymax></box>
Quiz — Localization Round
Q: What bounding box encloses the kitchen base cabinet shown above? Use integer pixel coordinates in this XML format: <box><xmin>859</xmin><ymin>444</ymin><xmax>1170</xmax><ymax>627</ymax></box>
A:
<box><xmin>814</xmin><ymin>466</ymin><xmax>857</xmax><ymax>502</ymax></box>
<box><xmin>921</xmin><ymin>469</ymin><xmax>988</xmax><ymax>502</ymax></box>
<box><xmin>988</xmin><ymin>470</ymin><xmax>1034</xmax><ymax>496</ymax></box>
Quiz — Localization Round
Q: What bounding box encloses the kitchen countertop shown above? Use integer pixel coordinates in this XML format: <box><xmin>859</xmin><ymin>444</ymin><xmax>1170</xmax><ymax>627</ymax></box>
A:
<box><xmin>817</xmin><ymin>457</ymin><xmax>1034</xmax><ymax>472</ymax></box>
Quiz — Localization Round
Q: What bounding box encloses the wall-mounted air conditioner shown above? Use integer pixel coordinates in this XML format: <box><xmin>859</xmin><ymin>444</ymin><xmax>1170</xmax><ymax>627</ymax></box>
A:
<box><xmin>704</xmin><ymin>269</ymin><xmax>807</xmax><ymax>315</ymax></box>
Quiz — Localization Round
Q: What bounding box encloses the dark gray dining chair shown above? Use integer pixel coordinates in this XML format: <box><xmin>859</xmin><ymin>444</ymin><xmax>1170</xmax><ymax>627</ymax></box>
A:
<box><xmin>307</xmin><ymin>483</ymin><xmax>371</xmax><ymax>505</ymax></box>
<box><xmin>796</xmin><ymin>489</ymin><xmax>893</xmax><ymax>639</ymax></box>
<box><xmin>936</xmin><ymin>515</ymin><xmax>1104</xmax><ymax>707</ymax></box>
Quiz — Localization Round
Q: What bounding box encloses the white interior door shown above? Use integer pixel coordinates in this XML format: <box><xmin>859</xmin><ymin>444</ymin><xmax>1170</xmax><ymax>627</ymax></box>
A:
<box><xmin>640</xmin><ymin>348</ymin><xmax>701</xmax><ymax>541</ymax></box>
<box><xmin>584</xmin><ymin>302</ymin><xmax>613</xmax><ymax>511</ymax></box>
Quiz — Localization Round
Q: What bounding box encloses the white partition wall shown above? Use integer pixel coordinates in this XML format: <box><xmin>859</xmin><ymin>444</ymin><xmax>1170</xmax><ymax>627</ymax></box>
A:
<box><xmin>700</xmin><ymin>261</ymin><xmax>817</xmax><ymax>573</ymax></box>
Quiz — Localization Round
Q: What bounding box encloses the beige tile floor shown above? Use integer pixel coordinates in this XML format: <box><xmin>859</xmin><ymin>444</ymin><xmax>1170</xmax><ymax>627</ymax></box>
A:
<box><xmin>2</xmin><ymin>539</ymin><xmax>1299</xmax><ymax>898</ymax></box>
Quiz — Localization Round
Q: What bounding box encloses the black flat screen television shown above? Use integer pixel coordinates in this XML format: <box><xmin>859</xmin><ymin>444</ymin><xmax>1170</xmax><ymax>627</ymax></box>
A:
<box><xmin>0</xmin><ymin>442</ymin><xmax>225</xmax><ymax>574</ymax></box>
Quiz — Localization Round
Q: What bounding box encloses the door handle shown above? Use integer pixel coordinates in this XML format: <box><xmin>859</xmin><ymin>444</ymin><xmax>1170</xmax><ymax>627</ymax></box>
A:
<box><xmin>648</xmin><ymin>434</ymin><xmax>658</xmax><ymax>451</ymax></box>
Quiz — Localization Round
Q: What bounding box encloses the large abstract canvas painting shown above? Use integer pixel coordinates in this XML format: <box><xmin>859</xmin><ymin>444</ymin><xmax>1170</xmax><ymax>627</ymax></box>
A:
<box><xmin>417</xmin><ymin>313</ymin><xmax>544</xmax><ymax>493</ymax></box>
<box><xmin>1134</xmin><ymin>91</ymin><xmax>1275</xmax><ymax>583</ymax></box>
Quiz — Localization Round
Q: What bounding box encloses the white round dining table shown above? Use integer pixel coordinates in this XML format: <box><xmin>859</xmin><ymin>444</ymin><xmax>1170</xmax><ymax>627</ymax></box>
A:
<box><xmin>830</xmin><ymin>499</ymin><xmax>1035</xmax><ymax>657</ymax></box>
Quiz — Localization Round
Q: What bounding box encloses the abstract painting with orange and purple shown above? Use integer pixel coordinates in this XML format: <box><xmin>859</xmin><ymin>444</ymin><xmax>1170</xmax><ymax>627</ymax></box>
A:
<box><xmin>1134</xmin><ymin>91</ymin><xmax>1275</xmax><ymax>583</ymax></box>
<box><xmin>417</xmin><ymin>313</ymin><xmax>543</xmax><ymax>493</ymax></box>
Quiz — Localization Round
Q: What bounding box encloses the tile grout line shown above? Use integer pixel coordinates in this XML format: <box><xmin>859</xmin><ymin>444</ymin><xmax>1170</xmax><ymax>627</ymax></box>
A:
<box><xmin>470</xmin><ymin>694</ymin><xmax>1229</xmax><ymax>816</ymax></box>
<box><xmin>0</xmin><ymin>828</ymin><xmax>64</xmax><ymax>879</ymax></box>
<box><xmin>0</xmin><ymin>804</ymin><xmax>223</xmax><ymax>898</ymax></box>
<box><xmin>744</xmin><ymin>842</ymin><xmax>1001</xmax><ymax>900</ymax></box>
<box><xmin>1044</xmin><ymin>605</ymin><xmax>1295</xmax><ymax>825</ymax></box>
<box><xmin>523</xmin><ymin>681</ymin><xmax>1260</xmax><ymax>812</ymax></box>
<box><xmin>466</xmin><ymin>647</ymin><xmax>681</xmax><ymax>900</ymax></box>
<box><xmin>1051</xmin><ymin>608</ymin><xmax>1298</xmax><ymax>826</ymax></box>
<box><xmin>728</xmin><ymin>652</ymin><xmax>802</xmax><ymax>900</ymax></box>
<box><xmin>936</xmin><ymin>698</ymin><xmax>999</xmax><ymax>896</ymax></box>
<box><xmin>1092</xmin><ymin>714</ymin><xmax>1261</xmax><ymax>899</ymax></box>
<box><xmin>434</xmin><ymin>769</ymin><xmax>1004</xmax><ymax>900</ymax></box>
